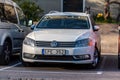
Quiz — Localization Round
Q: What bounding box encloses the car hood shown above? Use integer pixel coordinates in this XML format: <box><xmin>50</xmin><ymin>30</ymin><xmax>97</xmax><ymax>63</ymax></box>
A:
<box><xmin>28</xmin><ymin>29</ymin><xmax>91</xmax><ymax>41</ymax></box>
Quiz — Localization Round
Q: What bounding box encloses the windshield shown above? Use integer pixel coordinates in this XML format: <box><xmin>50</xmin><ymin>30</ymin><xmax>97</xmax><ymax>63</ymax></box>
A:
<box><xmin>36</xmin><ymin>15</ymin><xmax>90</xmax><ymax>29</ymax></box>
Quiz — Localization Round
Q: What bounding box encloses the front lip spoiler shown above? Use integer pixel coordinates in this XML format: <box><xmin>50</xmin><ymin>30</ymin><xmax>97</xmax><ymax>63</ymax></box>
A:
<box><xmin>23</xmin><ymin>58</ymin><xmax>93</xmax><ymax>64</ymax></box>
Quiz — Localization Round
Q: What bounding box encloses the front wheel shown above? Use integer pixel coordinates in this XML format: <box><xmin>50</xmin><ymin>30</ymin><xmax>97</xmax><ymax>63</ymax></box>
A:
<box><xmin>90</xmin><ymin>47</ymin><xmax>100</xmax><ymax>68</ymax></box>
<box><xmin>0</xmin><ymin>41</ymin><xmax>11</xmax><ymax>65</ymax></box>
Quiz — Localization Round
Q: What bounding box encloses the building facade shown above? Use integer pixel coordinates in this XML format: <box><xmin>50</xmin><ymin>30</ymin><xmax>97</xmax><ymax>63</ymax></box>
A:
<box><xmin>32</xmin><ymin>0</ymin><xmax>120</xmax><ymax>19</ymax></box>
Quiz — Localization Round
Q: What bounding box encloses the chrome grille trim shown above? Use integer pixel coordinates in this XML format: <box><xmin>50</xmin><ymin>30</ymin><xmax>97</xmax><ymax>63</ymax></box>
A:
<box><xmin>35</xmin><ymin>41</ymin><xmax>76</xmax><ymax>47</ymax></box>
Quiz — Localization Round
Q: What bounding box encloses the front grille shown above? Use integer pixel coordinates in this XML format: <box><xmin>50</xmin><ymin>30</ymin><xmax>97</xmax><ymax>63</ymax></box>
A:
<box><xmin>34</xmin><ymin>55</ymin><xmax>75</xmax><ymax>61</ymax></box>
<box><xmin>35</xmin><ymin>41</ymin><xmax>76</xmax><ymax>47</ymax></box>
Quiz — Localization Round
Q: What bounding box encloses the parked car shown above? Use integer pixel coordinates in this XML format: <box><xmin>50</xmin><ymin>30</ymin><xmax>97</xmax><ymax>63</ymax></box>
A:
<box><xmin>0</xmin><ymin>0</ymin><xmax>31</xmax><ymax>64</ymax></box>
<box><xmin>21</xmin><ymin>12</ymin><xmax>101</xmax><ymax>68</ymax></box>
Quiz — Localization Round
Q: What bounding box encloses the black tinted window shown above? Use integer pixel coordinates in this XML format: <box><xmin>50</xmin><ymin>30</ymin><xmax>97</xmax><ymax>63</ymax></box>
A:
<box><xmin>37</xmin><ymin>16</ymin><xmax>90</xmax><ymax>29</ymax></box>
<box><xmin>4</xmin><ymin>4</ymin><xmax>17</xmax><ymax>23</ymax></box>
<box><xmin>0</xmin><ymin>3</ymin><xmax>6</xmax><ymax>21</ymax></box>
<box><xmin>16</xmin><ymin>8</ymin><xmax>27</xmax><ymax>26</ymax></box>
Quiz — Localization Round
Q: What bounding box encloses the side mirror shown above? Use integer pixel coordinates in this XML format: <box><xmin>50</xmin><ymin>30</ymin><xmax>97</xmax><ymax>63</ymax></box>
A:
<box><xmin>31</xmin><ymin>24</ymin><xmax>36</xmax><ymax>30</ymax></box>
<box><xmin>93</xmin><ymin>26</ymin><xmax>100</xmax><ymax>31</ymax></box>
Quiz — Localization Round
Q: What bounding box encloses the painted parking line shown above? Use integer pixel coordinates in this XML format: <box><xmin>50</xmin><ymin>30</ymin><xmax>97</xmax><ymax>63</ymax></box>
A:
<box><xmin>0</xmin><ymin>62</ymin><xmax>21</xmax><ymax>71</ymax></box>
<box><xmin>0</xmin><ymin>63</ymin><xmax>103</xmax><ymax>75</ymax></box>
<box><xmin>0</xmin><ymin>62</ymin><xmax>103</xmax><ymax>75</ymax></box>
<box><xmin>3</xmin><ymin>69</ymin><xmax>103</xmax><ymax>75</ymax></box>
<box><xmin>0</xmin><ymin>56</ymin><xmax>107</xmax><ymax>75</ymax></box>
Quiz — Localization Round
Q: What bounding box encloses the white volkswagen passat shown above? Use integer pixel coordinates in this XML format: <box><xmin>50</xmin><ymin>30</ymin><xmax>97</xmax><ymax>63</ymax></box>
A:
<box><xmin>21</xmin><ymin>12</ymin><xmax>101</xmax><ymax>68</ymax></box>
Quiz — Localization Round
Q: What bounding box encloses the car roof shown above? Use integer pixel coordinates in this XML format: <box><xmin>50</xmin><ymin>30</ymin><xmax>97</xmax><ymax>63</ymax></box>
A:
<box><xmin>0</xmin><ymin>0</ymin><xmax>21</xmax><ymax>9</ymax></box>
<box><xmin>45</xmin><ymin>12</ymin><xmax>89</xmax><ymax>17</ymax></box>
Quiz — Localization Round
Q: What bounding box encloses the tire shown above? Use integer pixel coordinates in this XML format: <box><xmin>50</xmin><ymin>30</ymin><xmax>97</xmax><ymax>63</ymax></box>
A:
<box><xmin>90</xmin><ymin>47</ymin><xmax>100</xmax><ymax>69</ymax></box>
<box><xmin>0</xmin><ymin>41</ymin><xmax>11</xmax><ymax>65</ymax></box>
<box><xmin>118</xmin><ymin>55</ymin><xmax>120</xmax><ymax>69</ymax></box>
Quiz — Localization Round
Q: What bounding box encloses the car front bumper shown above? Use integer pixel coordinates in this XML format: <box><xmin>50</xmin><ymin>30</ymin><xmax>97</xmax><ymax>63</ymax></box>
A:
<box><xmin>22</xmin><ymin>44</ymin><xmax>95</xmax><ymax>64</ymax></box>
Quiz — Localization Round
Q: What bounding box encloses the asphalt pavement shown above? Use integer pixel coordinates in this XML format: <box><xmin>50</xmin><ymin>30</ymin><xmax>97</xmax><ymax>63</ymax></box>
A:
<box><xmin>0</xmin><ymin>53</ymin><xmax>119</xmax><ymax>80</ymax></box>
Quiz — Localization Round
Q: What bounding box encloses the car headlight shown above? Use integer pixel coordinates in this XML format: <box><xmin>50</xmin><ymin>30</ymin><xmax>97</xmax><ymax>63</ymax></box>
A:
<box><xmin>23</xmin><ymin>37</ymin><xmax>35</xmax><ymax>47</ymax></box>
<box><xmin>75</xmin><ymin>38</ymin><xmax>93</xmax><ymax>47</ymax></box>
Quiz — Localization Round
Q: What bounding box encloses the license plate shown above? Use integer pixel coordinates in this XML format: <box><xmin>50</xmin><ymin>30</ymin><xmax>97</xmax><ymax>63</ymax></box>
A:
<box><xmin>42</xmin><ymin>49</ymin><xmax>66</xmax><ymax>55</ymax></box>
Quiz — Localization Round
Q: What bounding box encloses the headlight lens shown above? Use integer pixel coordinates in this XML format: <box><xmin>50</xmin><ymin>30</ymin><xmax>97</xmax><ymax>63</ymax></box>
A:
<box><xmin>23</xmin><ymin>37</ymin><xmax>35</xmax><ymax>47</ymax></box>
<box><xmin>75</xmin><ymin>38</ymin><xmax>93</xmax><ymax>47</ymax></box>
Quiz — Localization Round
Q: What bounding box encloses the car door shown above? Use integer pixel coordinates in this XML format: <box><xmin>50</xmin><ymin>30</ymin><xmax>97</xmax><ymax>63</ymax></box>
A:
<box><xmin>10</xmin><ymin>24</ymin><xmax>30</xmax><ymax>52</ymax></box>
<box><xmin>11</xmin><ymin>24</ymin><xmax>25</xmax><ymax>51</ymax></box>
<box><xmin>16</xmin><ymin>7</ymin><xmax>32</xmax><ymax>37</ymax></box>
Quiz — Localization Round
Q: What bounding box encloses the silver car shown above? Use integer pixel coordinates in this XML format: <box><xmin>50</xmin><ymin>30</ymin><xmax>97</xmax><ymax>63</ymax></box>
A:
<box><xmin>22</xmin><ymin>12</ymin><xmax>101</xmax><ymax>68</ymax></box>
<box><xmin>0</xmin><ymin>0</ymin><xmax>31</xmax><ymax>64</ymax></box>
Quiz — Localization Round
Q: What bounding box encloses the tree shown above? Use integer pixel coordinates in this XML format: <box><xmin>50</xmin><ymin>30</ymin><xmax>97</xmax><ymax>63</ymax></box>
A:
<box><xmin>13</xmin><ymin>0</ymin><xmax>44</xmax><ymax>21</ymax></box>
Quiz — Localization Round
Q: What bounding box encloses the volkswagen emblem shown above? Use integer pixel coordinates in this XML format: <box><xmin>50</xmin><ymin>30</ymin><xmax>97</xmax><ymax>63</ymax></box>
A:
<box><xmin>51</xmin><ymin>41</ymin><xmax>58</xmax><ymax>47</ymax></box>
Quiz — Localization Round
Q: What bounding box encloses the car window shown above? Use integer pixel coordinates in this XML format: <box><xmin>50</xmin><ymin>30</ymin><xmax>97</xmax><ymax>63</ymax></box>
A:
<box><xmin>4</xmin><ymin>4</ymin><xmax>18</xmax><ymax>24</ymax></box>
<box><xmin>0</xmin><ymin>3</ymin><xmax>6</xmax><ymax>21</ymax></box>
<box><xmin>37</xmin><ymin>16</ymin><xmax>90</xmax><ymax>29</ymax></box>
<box><xmin>16</xmin><ymin>8</ymin><xmax>27</xmax><ymax>26</ymax></box>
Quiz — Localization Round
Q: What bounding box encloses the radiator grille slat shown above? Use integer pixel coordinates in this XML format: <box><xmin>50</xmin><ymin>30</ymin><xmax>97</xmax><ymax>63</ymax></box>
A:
<box><xmin>35</xmin><ymin>41</ymin><xmax>76</xmax><ymax>47</ymax></box>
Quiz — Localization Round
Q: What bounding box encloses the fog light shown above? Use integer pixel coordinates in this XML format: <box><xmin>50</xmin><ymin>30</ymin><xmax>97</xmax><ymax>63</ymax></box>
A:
<box><xmin>85</xmin><ymin>55</ymin><xmax>90</xmax><ymax>59</ymax></box>
<box><xmin>73</xmin><ymin>54</ymin><xmax>90</xmax><ymax>60</ymax></box>
<box><xmin>23</xmin><ymin>53</ymin><xmax>35</xmax><ymax>59</ymax></box>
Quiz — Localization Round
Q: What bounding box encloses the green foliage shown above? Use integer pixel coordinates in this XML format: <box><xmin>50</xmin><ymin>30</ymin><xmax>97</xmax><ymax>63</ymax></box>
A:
<box><xmin>95</xmin><ymin>13</ymin><xmax>104</xmax><ymax>22</ymax></box>
<box><xmin>94</xmin><ymin>13</ymin><xmax>114</xmax><ymax>23</ymax></box>
<box><xmin>13</xmin><ymin>0</ymin><xmax>44</xmax><ymax>21</ymax></box>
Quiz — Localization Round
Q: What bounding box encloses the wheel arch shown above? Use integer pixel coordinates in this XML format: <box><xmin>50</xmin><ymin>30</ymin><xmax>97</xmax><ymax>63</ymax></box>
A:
<box><xmin>0</xmin><ymin>33</ymin><xmax>12</xmax><ymax>45</ymax></box>
<box><xmin>1</xmin><ymin>35</ymin><xmax>13</xmax><ymax>51</ymax></box>
<box><xmin>95</xmin><ymin>42</ymin><xmax>101</xmax><ymax>53</ymax></box>
<box><xmin>4</xmin><ymin>37</ymin><xmax>12</xmax><ymax>46</ymax></box>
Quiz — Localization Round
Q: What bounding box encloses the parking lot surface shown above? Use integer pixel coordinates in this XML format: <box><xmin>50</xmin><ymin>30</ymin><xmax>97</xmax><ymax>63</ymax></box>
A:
<box><xmin>0</xmin><ymin>53</ymin><xmax>119</xmax><ymax>80</ymax></box>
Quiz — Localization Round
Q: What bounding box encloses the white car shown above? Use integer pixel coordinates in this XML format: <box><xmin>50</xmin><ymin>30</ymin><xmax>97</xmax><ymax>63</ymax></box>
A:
<box><xmin>21</xmin><ymin>12</ymin><xmax>101</xmax><ymax>68</ymax></box>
